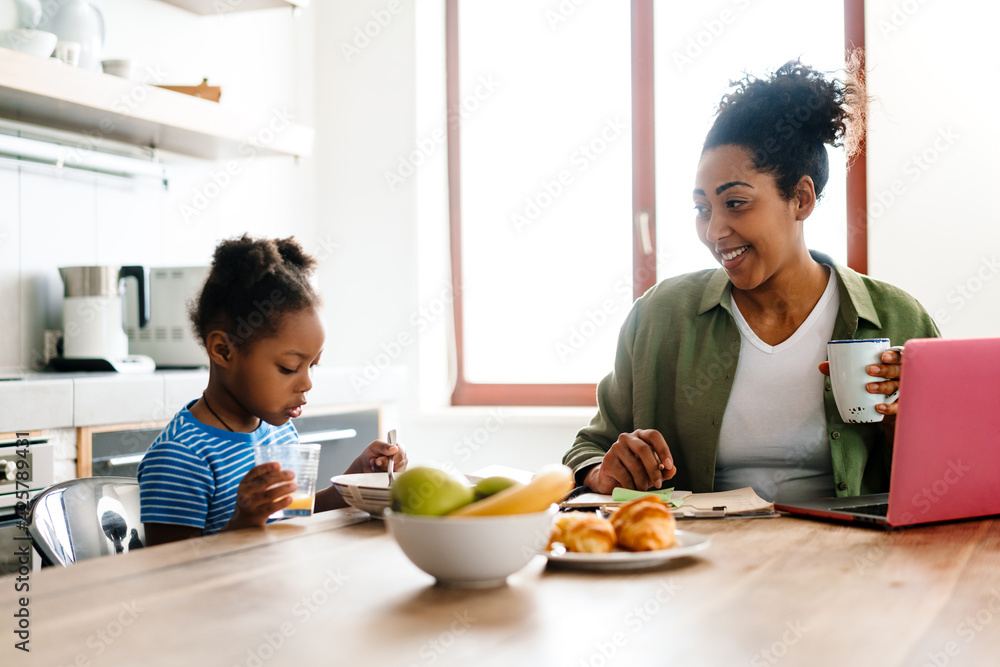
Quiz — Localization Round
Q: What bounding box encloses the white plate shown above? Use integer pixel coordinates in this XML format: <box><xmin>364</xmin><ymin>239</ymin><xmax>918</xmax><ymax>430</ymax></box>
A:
<box><xmin>545</xmin><ymin>530</ymin><xmax>710</xmax><ymax>571</ymax></box>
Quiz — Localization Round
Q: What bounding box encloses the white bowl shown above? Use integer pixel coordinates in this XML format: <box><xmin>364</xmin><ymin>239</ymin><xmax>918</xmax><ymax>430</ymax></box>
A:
<box><xmin>384</xmin><ymin>505</ymin><xmax>558</xmax><ymax>588</ymax></box>
<box><xmin>0</xmin><ymin>29</ymin><xmax>57</xmax><ymax>58</ymax></box>
<box><xmin>101</xmin><ymin>59</ymin><xmax>135</xmax><ymax>80</ymax></box>
<box><xmin>331</xmin><ymin>473</ymin><xmax>392</xmax><ymax>517</ymax></box>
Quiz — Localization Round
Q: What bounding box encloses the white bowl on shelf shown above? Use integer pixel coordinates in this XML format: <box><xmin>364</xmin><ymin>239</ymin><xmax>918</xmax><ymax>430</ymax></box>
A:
<box><xmin>384</xmin><ymin>505</ymin><xmax>558</xmax><ymax>588</ymax></box>
<box><xmin>0</xmin><ymin>29</ymin><xmax>57</xmax><ymax>58</ymax></box>
<box><xmin>101</xmin><ymin>59</ymin><xmax>135</xmax><ymax>80</ymax></box>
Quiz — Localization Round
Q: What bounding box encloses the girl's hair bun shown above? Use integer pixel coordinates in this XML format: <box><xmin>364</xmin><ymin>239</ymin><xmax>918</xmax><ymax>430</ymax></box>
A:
<box><xmin>189</xmin><ymin>234</ymin><xmax>321</xmax><ymax>347</ymax></box>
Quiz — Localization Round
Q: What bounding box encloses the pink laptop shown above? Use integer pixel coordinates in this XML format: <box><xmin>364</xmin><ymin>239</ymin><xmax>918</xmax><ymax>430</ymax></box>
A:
<box><xmin>776</xmin><ymin>337</ymin><xmax>1000</xmax><ymax>528</ymax></box>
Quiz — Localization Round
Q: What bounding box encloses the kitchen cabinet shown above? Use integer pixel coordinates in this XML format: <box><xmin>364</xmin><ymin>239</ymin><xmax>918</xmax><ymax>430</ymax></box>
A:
<box><xmin>0</xmin><ymin>47</ymin><xmax>314</xmax><ymax>159</ymax></box>
<box><xmin>76</xmin><ymin>420</ymin><xmax>168</xmax><ymax>478</ymax></box>
<box><xmin>157</xmin><ymin>0</ymin><xmax>308</xmax><ymax>14</ymax></box>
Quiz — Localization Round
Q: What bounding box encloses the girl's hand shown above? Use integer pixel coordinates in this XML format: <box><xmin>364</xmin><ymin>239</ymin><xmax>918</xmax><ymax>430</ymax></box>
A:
<box><xmin>228</xmin><ymin>463</ymin><xmax>296</xmax><ymax>530</ymax></box>
<box><xmin>346</xmin><ymin>440</ymin><xmax>407</xmax><ymax>475</ymax></box>
<box><xmin>584</xmin><ymin>429</ymin><xmax>676</xmax><ymax>495</ymax></box>
<box><xmin>818</xmin><ymin>348</ymin><xmax>903</xmax><ymax>417</ymax></box>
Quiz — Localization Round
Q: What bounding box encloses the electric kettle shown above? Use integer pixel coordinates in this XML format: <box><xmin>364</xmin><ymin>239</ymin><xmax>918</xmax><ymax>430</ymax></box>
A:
<box><xmin>52</xmin><ymin>265</ymin><xmax>155</xmax><ymax>373</ymax></box>
<box><xmin>37</xmin><ymin>0</ymin><xmax>104</xmax><ymax>71</ymax></box>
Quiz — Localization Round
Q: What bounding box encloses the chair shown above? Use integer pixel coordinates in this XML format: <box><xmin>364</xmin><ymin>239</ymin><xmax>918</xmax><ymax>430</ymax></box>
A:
<box><xmin>26</xmin><ymin>477</ymin><xmax>145</xmax><ymax>567</ymax></box>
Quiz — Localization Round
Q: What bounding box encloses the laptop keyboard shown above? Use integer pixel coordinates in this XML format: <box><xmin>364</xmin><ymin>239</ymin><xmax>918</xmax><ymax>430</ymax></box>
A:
<box><xmin>839</xmin><ymin>503</ymin><xmax>889</xmax><ymax>517</ymax></box>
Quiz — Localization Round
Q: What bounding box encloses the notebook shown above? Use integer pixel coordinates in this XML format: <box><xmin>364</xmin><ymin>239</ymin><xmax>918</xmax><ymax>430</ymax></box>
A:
<box><xmin>562</xmin><ymin>486</ymin><xmax>775</xmax><ymax>518</ymax></box>
<box><xmin>775</xmin><ymin>337</ymin><xmax>1000</xmax><ymax>528</ymax></box>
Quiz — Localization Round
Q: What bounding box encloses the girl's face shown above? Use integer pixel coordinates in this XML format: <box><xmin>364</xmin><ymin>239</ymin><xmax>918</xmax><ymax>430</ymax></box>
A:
<box><xmin>228</xmin><ymin>306</ymin><xmax>325</xmax><ymax>426</ymax></box>
<box><xmin>693</xmin><ymin>144</ymin><xmax>809</xmax><ymax>293</ymax></box>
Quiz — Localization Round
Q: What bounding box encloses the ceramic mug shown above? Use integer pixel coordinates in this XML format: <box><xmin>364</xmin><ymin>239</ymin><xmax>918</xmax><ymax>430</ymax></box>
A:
<box><xmin>827</xmin><ymin>338</ymin><xmax>904</xmax><ymax>424</ymax></box>
<box><xmin>54</xmin><ymin>39</ymin><xmax>80</xmax><ymax>66</ymax></box>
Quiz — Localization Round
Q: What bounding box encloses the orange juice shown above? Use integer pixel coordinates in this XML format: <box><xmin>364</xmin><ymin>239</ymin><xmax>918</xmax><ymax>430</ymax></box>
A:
<box><xmin>284</xmin><ymin>493</ymin><xmax>315</xmax><ymax>516</ymax></box>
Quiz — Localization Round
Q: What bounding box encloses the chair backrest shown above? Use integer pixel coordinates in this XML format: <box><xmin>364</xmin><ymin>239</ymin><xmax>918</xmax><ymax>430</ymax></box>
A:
<box><xmin>26</xmin><ymin>477</ymin><xmax>145</xmax><ymax>567</ymax></box>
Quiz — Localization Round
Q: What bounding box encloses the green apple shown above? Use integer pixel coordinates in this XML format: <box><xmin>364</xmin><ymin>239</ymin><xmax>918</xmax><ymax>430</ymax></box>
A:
<box><xmin>473</xmin><ymin>476</ymin><xmax>522</xmax><ymax>500</ymax></box>
<box><xmin>391</xmin><ymin>466</ymin><xmax>475</xmax><ymax>516</ymax></box>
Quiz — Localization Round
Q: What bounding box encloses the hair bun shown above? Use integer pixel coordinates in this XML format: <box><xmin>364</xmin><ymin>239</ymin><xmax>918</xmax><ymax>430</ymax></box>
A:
<box><xmin>275</xmin><ymin>237</ymin><xmax>317</xmax><ymax>275</ymax></box>
<box><xmin>719</xmin><ymin>60</ymin><xmax>847</xmax><ymax>149</ymax></box>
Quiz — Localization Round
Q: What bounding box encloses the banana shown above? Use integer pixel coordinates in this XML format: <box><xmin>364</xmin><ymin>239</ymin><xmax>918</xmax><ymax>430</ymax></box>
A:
<box><xmin>448</xmin><ymin>465</ymin><xmax>574</xmax><ymax>517</ymax></box>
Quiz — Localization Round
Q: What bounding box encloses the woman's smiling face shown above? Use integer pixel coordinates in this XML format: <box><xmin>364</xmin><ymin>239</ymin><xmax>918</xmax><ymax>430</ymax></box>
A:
<box><xmin>693</xmin><ymin>144</ymin><xmax>811</xmax><ymax>293</ymax></box>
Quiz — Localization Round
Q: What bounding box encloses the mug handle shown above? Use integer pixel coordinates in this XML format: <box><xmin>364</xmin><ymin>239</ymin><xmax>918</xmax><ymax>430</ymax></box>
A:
<box><xmin>881</xmin><ymin>345</ymin><xmax>905</xmax><ymax>404</ymax></box>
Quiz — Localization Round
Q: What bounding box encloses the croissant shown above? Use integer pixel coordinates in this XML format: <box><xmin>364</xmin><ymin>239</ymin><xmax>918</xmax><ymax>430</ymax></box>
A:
<box><xmin>610</xmin><ymin>496</ymin><xmax>677</xmax><ymax>551</ymax></box>
<box><xmin>548</xmin><ymin>512</ymin><xmax>617</xmax><ymax>553</ymax></box>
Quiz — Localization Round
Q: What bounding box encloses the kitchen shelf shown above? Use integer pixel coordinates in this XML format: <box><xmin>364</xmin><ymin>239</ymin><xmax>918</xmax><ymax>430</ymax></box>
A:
<box><xmin>0</xmin><ymin>47</ymin><xmax>314</xmax><ymax>160</ymax></box>
<box><xmin>157</xmin><ymin>0</ymin><xmax>308</xmax><ymax>14</ymax></box>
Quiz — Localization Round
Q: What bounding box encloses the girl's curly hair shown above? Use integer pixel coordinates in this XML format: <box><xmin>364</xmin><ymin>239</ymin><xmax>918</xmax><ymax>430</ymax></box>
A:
<box><xmin>189</xmin><ymin>234</ymin><xmax>321</xmax><ymax>347</ymax></box>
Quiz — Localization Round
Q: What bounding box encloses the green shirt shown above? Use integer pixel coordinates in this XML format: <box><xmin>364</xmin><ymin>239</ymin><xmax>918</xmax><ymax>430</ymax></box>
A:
<box><xmin>564</xmin><ymin>251</ymin><xmax>941</xmax><ymax>497</ymax></box>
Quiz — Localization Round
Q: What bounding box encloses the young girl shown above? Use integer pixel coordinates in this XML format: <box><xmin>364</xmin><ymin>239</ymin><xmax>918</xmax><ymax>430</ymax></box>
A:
<box><xmin>138</xmin><ymin>235</ymin><xmax>406</xmax><ymax>546</ymax></box>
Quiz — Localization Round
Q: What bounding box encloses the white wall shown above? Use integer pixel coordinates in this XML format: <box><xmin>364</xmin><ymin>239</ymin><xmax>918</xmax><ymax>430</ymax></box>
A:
<box><xmin>866</xmin><ymin>2</ymin><xmax>1000</xmax><ymax>337</ymax></box>
<box><xmin>0</xmin><ymin>0</ymin><xmax>317</xmax><ymax>374</ymax></box>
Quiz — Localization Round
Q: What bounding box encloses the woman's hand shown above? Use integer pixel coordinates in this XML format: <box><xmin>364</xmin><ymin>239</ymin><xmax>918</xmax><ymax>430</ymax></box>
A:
<box><xmin>345</xmin><ymin>439</ymin><xmax>408</xmax><ymax>475</ymax></box>
<box><xmin>583</xmin><ymin>429</ymin><xmax>676</xmax><ymax>494</ymax></box>
<box><xmin>818</xmin><ymin>347</ymin><xmax>903</xmax><ymax>417</ymax></box>
<box><xmin>227</xmin><ymin>463</ymin><xmax>296</xmax><ymax>530</ymax></box>
<box><xmin>866</xmin><ymin>348</ymin><xmax>903</xmax><ymax>417</ymax></box>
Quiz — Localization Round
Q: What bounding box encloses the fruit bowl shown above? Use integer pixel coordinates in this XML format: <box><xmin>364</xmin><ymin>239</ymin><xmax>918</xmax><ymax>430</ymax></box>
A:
<box><xmin>384</xmin><ymin>505</ymin><xmax>558</xmax><ymax>588</ymax></box>
<box><xmin>331</xmin><ymin>473</ymin><xmax>392</xmax><ymax>517</ymax></box>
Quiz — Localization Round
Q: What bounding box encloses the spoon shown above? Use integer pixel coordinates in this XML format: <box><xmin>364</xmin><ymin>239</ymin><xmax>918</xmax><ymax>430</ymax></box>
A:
<box><xmin>386</xmin><ymin>429</ymin><xmax>396</xmax><ymax>487</ymax></box>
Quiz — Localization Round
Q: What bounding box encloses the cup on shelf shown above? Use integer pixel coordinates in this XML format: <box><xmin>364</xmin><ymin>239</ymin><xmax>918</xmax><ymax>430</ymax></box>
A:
<box><xmin>101</xmin><ymin>58</ymin><xmax>135</xmax><ymax>80</ymax></box>
<box><xmin>54</xmin><ymin>40</ymin><xmax>80</xmax><ymax>66</ymax></box>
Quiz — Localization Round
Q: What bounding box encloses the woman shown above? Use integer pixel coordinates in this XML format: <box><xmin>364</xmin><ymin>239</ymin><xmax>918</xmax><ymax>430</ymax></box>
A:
<box><xmin>563</xmin><ymin>60</ymin><xmax>939</xmax><ymax>503</ymax></box>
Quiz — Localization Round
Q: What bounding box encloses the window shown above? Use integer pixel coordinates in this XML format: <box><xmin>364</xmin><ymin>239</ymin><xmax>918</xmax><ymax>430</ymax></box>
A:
<box><xmin>448</xmin><ymin>0</ymin><xmax>867</xmax><ymax>406</ymax></box>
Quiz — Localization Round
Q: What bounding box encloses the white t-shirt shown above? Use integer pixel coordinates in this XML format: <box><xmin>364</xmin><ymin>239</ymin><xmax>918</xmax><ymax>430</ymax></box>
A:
<box><xmin>714</xmin><ymin>269</ymin><xmax>840</xmax><ymax>502</ymax></box>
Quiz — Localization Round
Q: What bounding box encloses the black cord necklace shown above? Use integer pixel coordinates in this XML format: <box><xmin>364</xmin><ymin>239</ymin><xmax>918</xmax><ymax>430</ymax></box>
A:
<box><xmin>202</xmin><ymin>392</ymin><xmax>235</xmax><ymax>432</ymax></box>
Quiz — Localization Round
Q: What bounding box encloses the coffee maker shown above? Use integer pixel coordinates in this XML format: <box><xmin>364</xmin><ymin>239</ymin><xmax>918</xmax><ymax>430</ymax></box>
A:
<box><xmin>51</xmin><ymin>266</ymin><xmax>156</xmax><ymax>373</ymax></box>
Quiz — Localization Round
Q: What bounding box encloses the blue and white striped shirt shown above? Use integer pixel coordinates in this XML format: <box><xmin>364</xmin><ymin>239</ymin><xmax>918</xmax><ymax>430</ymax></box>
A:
<box><xmin>138</xmin><ymin>400</ymin><xmax>298</xmax><ymax>535</ymax></box>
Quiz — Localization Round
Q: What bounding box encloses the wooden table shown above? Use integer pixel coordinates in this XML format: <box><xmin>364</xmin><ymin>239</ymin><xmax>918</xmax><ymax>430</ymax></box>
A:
<box><xmin>3</xmin><ymin>510</ymin><xmax>1000</xmax><ymax>667</ymax></box>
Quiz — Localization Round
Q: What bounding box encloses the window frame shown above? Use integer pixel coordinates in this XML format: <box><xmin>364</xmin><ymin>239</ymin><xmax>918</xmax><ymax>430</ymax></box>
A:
<box><xmin>447</xmin><ymin>0</ymin><xmax>868</xmax><ymax>407</ymax></box>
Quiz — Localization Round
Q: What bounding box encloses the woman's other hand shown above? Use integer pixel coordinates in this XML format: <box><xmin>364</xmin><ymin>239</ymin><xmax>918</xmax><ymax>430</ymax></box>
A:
<box><xmin>584</xmin><ymin>429</ymin><xmax>676</xmax><ymax>494</ymax></box>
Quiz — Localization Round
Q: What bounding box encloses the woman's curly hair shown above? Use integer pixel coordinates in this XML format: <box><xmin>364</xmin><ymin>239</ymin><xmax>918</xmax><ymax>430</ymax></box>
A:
<box><xmin>189</xmin><ymin>234</ymin><xmax>321</xmax><ymax>347</ymax></box>
<box><xmin>703</xmin><ymin>54</ymin><xmax>867</xmax><ymax>200</ymax></box>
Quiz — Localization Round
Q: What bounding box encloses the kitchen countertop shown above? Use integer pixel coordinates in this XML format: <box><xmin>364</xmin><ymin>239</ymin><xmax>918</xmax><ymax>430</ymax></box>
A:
<box><xmin>0</xmin><ymin>366</ymin><xmax>406</xmax><ymax>431</ymax></box>
<box><xmin>5</xmin><ymin>510</ymin><xmax>1000</xmax><ymax>666</ymax></box>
